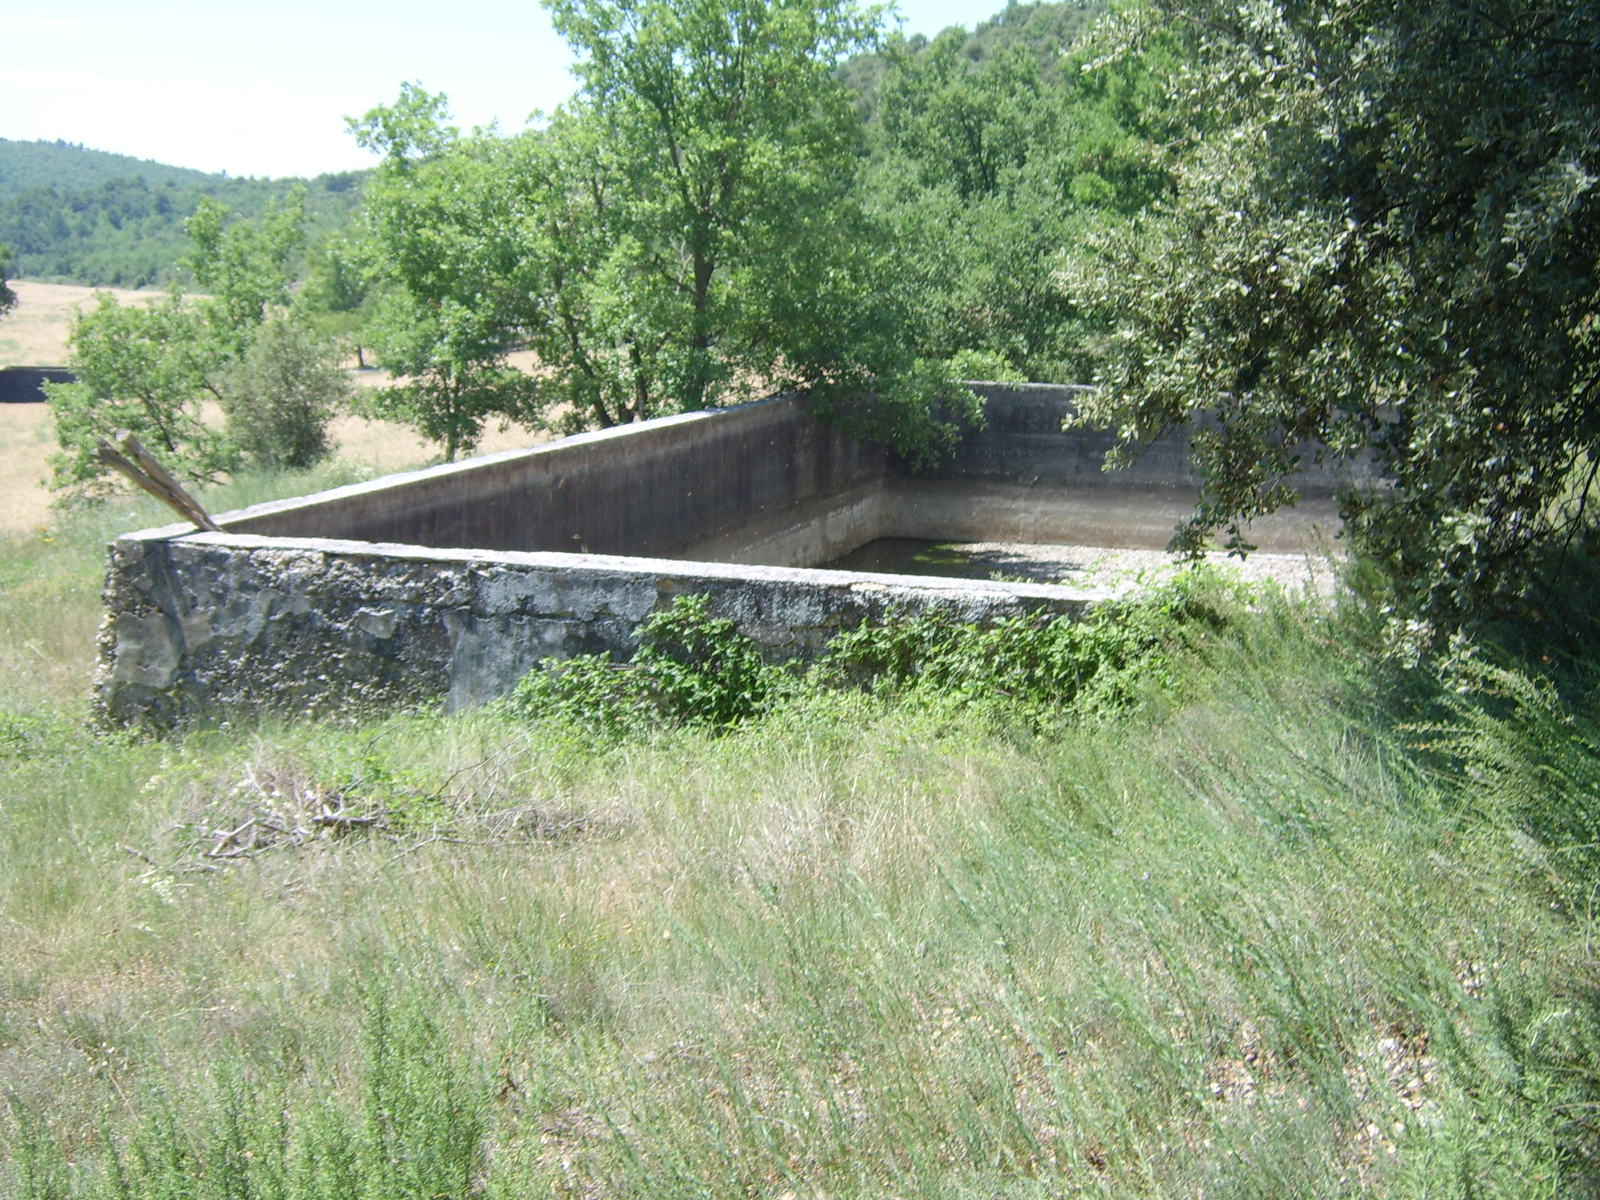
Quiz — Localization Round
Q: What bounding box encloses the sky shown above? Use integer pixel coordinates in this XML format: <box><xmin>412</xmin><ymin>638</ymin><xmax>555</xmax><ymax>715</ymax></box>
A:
<box><xmin>5</xmin><ymin>1</ymin><xmax>1004</xmax><ymax>181</ymax></box>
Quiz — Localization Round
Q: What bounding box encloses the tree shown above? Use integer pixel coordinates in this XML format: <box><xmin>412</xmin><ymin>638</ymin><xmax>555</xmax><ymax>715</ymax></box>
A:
<box><xmin>297</xmin><ymin>232</ymin><xmax>379</xmax><ymax>368</ymax></box>
<box><xmin>542</xmin><ymin>0</ymin><xmax>882</xmax><ymax>414</ymax></box>
<box><xmin>46</xmin><ymin>289</ymin><xmax>239</xmax><ymax>493</ymax></box>
<box><xmin>349</xmin><ymin>90</ymin><xmax>537</xmax><ymax>460</ymax></box>
<box><xmin>348</xmin><ymin>3</ymin><xmax>983</xmax><ymax>465</ymax></box>
<box><xmin>220</xmin><ymin>316</ymin><xmax>349</xmax><ymax>469</ymax></box>
<box><xmin>878</xmin><ymin>34</ymin><xmax>1048</xmax><ymax>202</ymax></box>
<box><xmin>184</xmin><ymin>189</ymin><xmax>306</xmax><ymax>358</ymax></box>
<box><xmin>48</xmin><ymin>194</ymin><xmax>326</xmax><ymax>492</ymax></box>
<box><xmin>540</xmin><ymin>0</ymin><xmax>991</xmax><ymax>459</ymax></box>
<box><xmin>0</xmin><ymin>243</ymin><xmax>15</xmax><ymax>321</ymax></box>
<box><xmin>860</xmin><ymin>7</ymin><xmax>1177</xmax><ymax>383</ymax></box>
<box><xmin>1073</xmin><ymin>0</ymin><xmax>1600</xmax><ymax>631</ymax></box>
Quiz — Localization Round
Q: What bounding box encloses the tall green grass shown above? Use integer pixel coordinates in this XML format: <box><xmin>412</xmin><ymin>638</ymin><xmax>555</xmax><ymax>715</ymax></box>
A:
<box><xmin>3</xmin><ymin>480</ymin><xmax>1599</xmax><ymax>1197</ymax></box>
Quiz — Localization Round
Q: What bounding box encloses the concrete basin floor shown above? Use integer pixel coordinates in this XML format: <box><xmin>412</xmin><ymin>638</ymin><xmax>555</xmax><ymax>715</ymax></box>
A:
<box><xmin>824</xmin><ymin>537</ymin><xmax>1341</xmax><ymax>594</ymax></box>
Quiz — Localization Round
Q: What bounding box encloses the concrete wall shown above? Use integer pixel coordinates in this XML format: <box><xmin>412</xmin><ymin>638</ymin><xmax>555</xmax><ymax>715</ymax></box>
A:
<box><xmin>885</xmin><ymin>383</ymin><xmax>1360</xmax><ymax>550</ymax></box>
<box><xmin>223</xmin><ymin>394</ymin><xmax>888</xmax><ymax>562</ymax></box>
<box><xmin>217</xmin><ymin>384</ymin><xmax>1369</xmax><ymax>559</ymax></box>
<box><xmin>0</xmin><ymin>366</ymin><xmax>74</xmax><ymax>404</ymax></box>
<box><xmin>98</xmin><ymin>383</ymin><xmax>1376</xmax><ymax>729</ymax></box>
<box><xmin>98</xmin><ymin>533</ymin><xmax>1093</xmax><ymax>730</ymax></box>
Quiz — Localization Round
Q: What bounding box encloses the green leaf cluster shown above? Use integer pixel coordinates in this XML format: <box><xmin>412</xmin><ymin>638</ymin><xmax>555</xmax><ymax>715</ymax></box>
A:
<box><xmin>1073</xmin><ymin>0</ymin><xmax>1600</xmax><ymax>631</ymax></box>
<box><xmin>858</xmin><ymin>1</ymin><xmax>1176</xmax><ymax>384</ymax></box>
<box><xmin>45</xmin><ymin>289</ymin><xmax>241</xmax><ymax>491</ymax></box>
<box><xmin>508</xmin><ymin>593</ymin><xmax>789</xmax><ymax>737</ymax></box>
<box><xmin>346</xmin><ymin>0</ymin><xmax>985</xmax><ymax>459</ymax></box>
<box><xmin>46</xmin><ymin>192</ymin><xmax>349</xmax><ymax>494</ymax></box>
<box><xmin>506</xmin><ymin>567</ymin><xmax>1255</xmax><ymax>740</ymax></box>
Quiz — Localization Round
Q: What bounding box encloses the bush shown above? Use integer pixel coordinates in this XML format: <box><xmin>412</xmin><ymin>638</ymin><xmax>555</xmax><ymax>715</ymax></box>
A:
<box><xmin>817</xmin><ymin>564</ymin><xmax>1253</xmax><ymax>724</ymax></box>
<box><xmin>2</xmin><ymin>978</ymin><xmax>485</xmax><ymax>1200</ymax></box>
<box><xmin>506</xmin><ymin>568</ymin><xmax>1258</xmax><ymax>739</ymax></box>
<box><xmin>45</xmin><ymin>291</ymin><xmax>242</xmax><ymax>496</ymax></box>
<box><xmin>507</xmin><ymin>595</ymin><xmax>793</xmax><ymax>738</ymax></box>
<box><xmin>220</xmin><ymin>317</ymin><xmax>350</xmax><ymax>470</ymax></box>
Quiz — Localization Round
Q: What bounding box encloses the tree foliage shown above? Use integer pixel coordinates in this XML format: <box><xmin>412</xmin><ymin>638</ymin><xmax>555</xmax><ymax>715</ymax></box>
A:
<box><xmin>48</xmin><ymin>194</ymin><xmax>343</xmax><ymax>492</ymax></box>
<box><xmin>0</xmin><ymin>242</ymin><xmax>15</xmax><ymax>321</ymax></box>
<box><xmin>185</xmin><ymin>190</ymin><xmax>306</xmax><ymax>356</ymax></box>
<box><xmin>543</xmin><ymin>0</ymin><xmax>879</xmax><ymax>400</ymax></box>
<box><xmin>46</xmin><ymin>290</ymin><xmax>239</xmax><ymax>492</ymax></box>
<box><xmin>862</xmin><ymin>4</ymin><xmax>1175</xmax><ymax>383</ymax></box>
<box><xmin>879</xmin><ymin>35</ymin><xmax>1048</xmax><ymax>201</ymax></box>
<box><xmin>349</xmin><ymin>2</ymin><xmax>986</xmax><ymax>465</ymax></box>
<box><xmin>1074</xmin><ymin>0</ymin><xmax>1600</xmax><ymax>630</ymax></box>
<box><xmin>349</xmin><ymin>91</ymin><xmax>536</xmax><ymax>460</ymax></box>
<box><xmin>296</xmin><ymin>232</ymin><xmax>380</xmax><ymax>368</ymax></box>
<box><xmin>220</xmin><ymin>316</ymin><xmax>351</xmax><ymax>469</ymax></box>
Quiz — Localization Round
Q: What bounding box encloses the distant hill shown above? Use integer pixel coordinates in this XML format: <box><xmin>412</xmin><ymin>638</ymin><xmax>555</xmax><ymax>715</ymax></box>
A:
<box><xmin>0</xmin><ymin>138</ymin><xmax>223</xmax><ymax>201</ymax></box>
<box><xmin>0</xmin><ymin>139</ymin><xmax>367</xmax><ymax>289</ymax></box>
<box><xmin>840</xmin><ymin>0</ymin><xmax>1109</xmax><ymax>116</ymax></box>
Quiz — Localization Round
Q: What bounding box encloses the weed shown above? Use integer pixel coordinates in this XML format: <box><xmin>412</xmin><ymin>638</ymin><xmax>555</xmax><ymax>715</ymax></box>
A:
<box><xmin>508</xmin><ymin>566</ymin><xmax>1259</xmax><ymax>742</ymax></box>
<box><xmin>506</xmin><ymin>593</ymin><xmax>796</xmax><ymax>737</ymax></box>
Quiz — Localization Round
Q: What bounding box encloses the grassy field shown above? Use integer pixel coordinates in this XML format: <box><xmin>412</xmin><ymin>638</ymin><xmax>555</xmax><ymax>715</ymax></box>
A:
<box><xmin>2</xmin><ymin>452</ymin><xmax>1599</xmax><ymax>1196</ymax></box>
<box><xmin>1</xmin><ymin>283</ymin><xmax>161</xmax><ymax>367</ymax></box>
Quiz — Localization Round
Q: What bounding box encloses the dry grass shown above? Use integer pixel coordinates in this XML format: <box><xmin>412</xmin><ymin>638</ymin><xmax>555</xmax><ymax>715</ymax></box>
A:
<box><xmin>0</xmin><ymin>402</ymin><xmax>58</xmax><ymax>535</ymax></box>
<box><xmin>0</xmin><ymin>280</ymin><xmax>160</xmax><ymax>367</ymax></box>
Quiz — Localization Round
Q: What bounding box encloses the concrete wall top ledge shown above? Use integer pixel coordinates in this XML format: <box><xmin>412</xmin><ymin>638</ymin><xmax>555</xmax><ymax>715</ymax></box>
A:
<box><xmin>116</xmin><ymin>530</ymin><xmax>1118</xmax><ymax>605</ymax></box>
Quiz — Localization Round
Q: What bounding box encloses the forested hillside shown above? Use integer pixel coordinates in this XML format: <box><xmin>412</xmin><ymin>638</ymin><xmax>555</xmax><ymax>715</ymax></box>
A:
<box><xmin>0</xmin><ymin>138</ymin><xmax>223</xmax><ymax>197</ymax></box>
<box><xmin>0</xmin><ymin>139</ymin><xmax>366</xmax><ymax>287</ymax></box>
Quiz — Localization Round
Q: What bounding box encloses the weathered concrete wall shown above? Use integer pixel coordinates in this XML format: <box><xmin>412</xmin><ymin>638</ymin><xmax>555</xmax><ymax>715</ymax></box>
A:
<box><xmin>217</xmin><ymin>384</ymin><xmax>1370</xmax><ymax>560</ymax></box>
<box><xmin>913</xmin><ymin>384</ymin><xmax>1193</xmax><ymax>489</ymax></box>
<box><xmin>886</xmin><ymin>383</ymin><xmax>1360</xmax><ymax>550</ymax></box>
<box><xmin>98</xmin><ymin>383</ymin><xmax>1377</xmax><ymax>729</ymax></box>
<box><xmin>222</xmin><ymin>395</ymin><xmax>888</xmax><ymax>562</ymax></box>
<box><xmin>99</xmin><ymin>532</ymin><xmax>1093</xmax><ymax>729</ymax></box>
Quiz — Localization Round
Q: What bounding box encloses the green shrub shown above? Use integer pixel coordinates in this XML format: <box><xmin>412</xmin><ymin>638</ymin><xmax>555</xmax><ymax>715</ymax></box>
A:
<box><xmin>818</xmin><ymin>565</ymin><xmax>1253</xmax><ymax>725</ymax></box>
<box><xmin>4</xmin><ymin>979</ymin><xmax>485</xmax><ymax>1200</ymax></box>
<box><xmin>507</xmin><ymin>594</ymin><xmax>794</xmax><ymax>737</ymax></box>
<box><xmin>220</xmin><ymin>317</ymin><xmax>350</xmax><ymax>470</ymax></box>
<box><xmin>507</xmin><ymin>568</ymin><xmax>1258</xmax><ymax>740</ymax></box>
